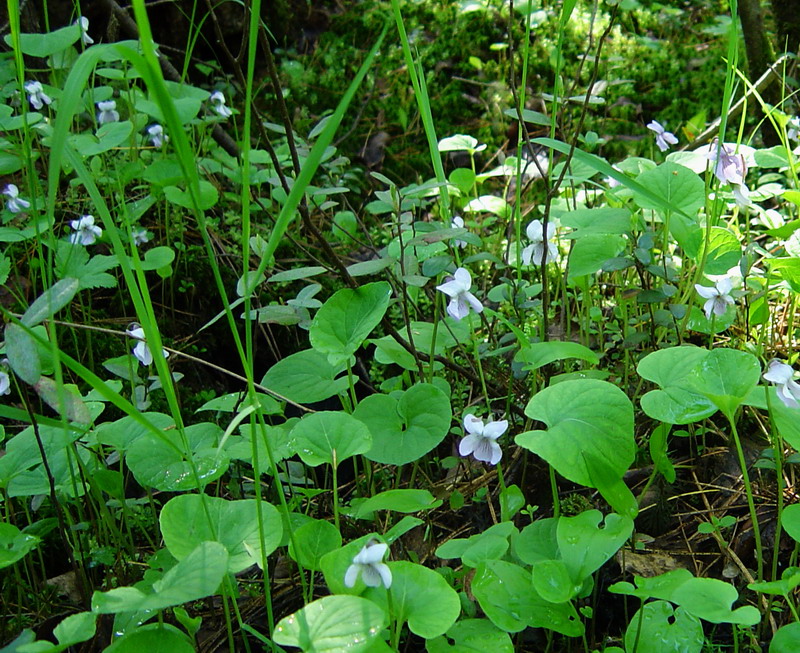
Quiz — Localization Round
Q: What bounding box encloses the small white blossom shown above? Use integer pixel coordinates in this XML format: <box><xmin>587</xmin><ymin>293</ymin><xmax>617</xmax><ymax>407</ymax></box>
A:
<box><xmin>209</xmin><ymin>91</ymin><xmax>233</xmax><ymax>118</ymax></box>
<box><xmin>695</xmin><ymin>276</ymin><xmax>734</xmax><ymax>320</ymax></box>
<box><xmin>731</xmin><ymin>183</ymin><xmax>752</xmax><ymax>209</ymax></box>
<box><xmin>344</xmin><ymin>541</ymin><xmax>392</xmax><ymax>589</ymax></box>
<box><xmin>24</xmin><ymin>81</ymin><xmax>51</xmax><ymax>111</ymax></box>
<box><xmin>3</xmin><ymin>184</ymin><xmax>30</xmax><ymax>213</ymax></box>
<box><xmin>126</xmin><ymin>323</ymin><xmax>169</xmax><ymax>367</ymax></box>
<box><xmin>646</xmin><ymin>120</ymin><xmax>679</xmax><ymax>152</ymax></box>
<box><xmin>451</xmin><ymin>215</ymin><xmax>467</xmax><ymax>249</ymax></box>
<box><xmin>521</xmin><ymin>219</ymin><xmax>557</xmax><ymax>266</ymax></box>
<box><xmin>132</xmin><ymin>228</ymin><xmax>150</xmax><ymax>246</ymax></box>
<box><xmin>708</xmin><ymin>139</ymin><xmax>747</xmax><ymax>187</ymax></box>
<box><xmin>146</xmin><ymin>123</ymin><xmax>166</xmax><ymax>147</ymax></box>
<box><xmin>69</xmin><ymin>215</ymin><xmax>102</xmax><ymax>245</ymax></box>
<box><xmin>763</xmin><ymin>359</ymin><xmax>800</xmax><ymax>409</ymax></box>
<box><xmin>97</xmin><ymin>100</ymin><xmax>119</xmax><ymax>125</ymax></box>
<box><xmin>0</xmin><ymin>369</ymin><xmax>10</xmax><ymax>396</ymax></box>
<box><xmin>75</xmin><ymin>16</ymin><xmax>94</xmax><ymax>45</ymax></box>
<box><xmin>436</xmin><ymin>267</ymin><xmax>483</xmax><ymax>321</ymax></box>
<box><xmin>788</xmin><ymin>117</ymin><xmax>800</xmax><ymax>142</ymax></box>
<box><xmin>459</xmin><ymin>414</ymin><xmax>507</xmax><ymax>465</ymax></box>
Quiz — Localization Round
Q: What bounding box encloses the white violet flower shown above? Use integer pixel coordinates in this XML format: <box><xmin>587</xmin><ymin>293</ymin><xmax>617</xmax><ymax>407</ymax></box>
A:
<box><xmin>344</xmin><ymin>541</ymin><xmax>392</xmax><ymax>589</ymax></box>
<box><xmin>522</xmin><ymin>219</ymin><xmax>557</xmax><ymax>266</ymax></box>
<box><xmin>0</xmin><ymin>369</ymin><xmax>10</xmax><ymax>396</ymax></box>
<box><xmin>789</xmin><ymin>117</ymin><xmax>800</xmax><ymax>142</ymax></box>
<box><xmin>126</xmin><ymin>323</ymin><xmax>169</xmax><ymax>367</ymax></box>
<box><xmin>69</xmin><ymin>215</ymin><xmax>102</xmax><ymax>245</ymax></box>
<box><xmin>436</xmin><ymin>267</ymin><xmax>483</xmax><ymax>321</ymax></box>
<box><xmin>146</xmin><ymin>123</ymin><xmax>166</xmax><ymax>147</ymax></box>
<box><xmin>3</xmin><ymin>184</ymin><xmax>30</xmax><ymax>213</ymax></box>
<box><xmin>459</xmin><ymin>414</ymin><xmax>507</xmax><ymax>465</ymax></box>
<box><xmin>646</xmin><ymin>120</ymin><xmax>678</xmax><ymax>152</ymax></box>
<box><xmin>210</xmin><ymin>90</ymin><xmax>233</xmax><ymax>118</ymax></box>
<box><xmin>97</xmin><ymin>100</ymin><xmax>119</xmax><ymax>125</ymax></box>
<box><xmin>694</xmin><ymin>276</ymin><xmax>734</xmax><ymax>320</ymax></box>
<box><xmin>708</xmin><ymin>139</ymin><xmax>747</xmax><ymax>187</ymax></box>
<box><xmin>763</xmin><ymin>359</ymin><xmax>800</xmax><ymax>409</ymax></box>
<box><xmin>75</xmin><ymin>16</ymin><xmax>94</xmax><ymax>45</ymax></box>
<box><xmin>24</xmin><ymin>81</ymin><xmax>51</xmax><ymax>111</ymax></box>
<box><xmin>451</xmin><ymin>215</ymin><xmax>467</xmax><ymax>249</ymax></box>
<box><xmin>132</xmin><ymin>228</ymin><xmax>150</xmax><ymax>246</ymax></box>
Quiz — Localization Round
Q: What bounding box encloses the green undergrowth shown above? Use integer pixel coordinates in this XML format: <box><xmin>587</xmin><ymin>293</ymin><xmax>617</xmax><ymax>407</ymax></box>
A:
<box><xmin>2</xmin><ymin>0</ymin><xmax>800</xmax><ymax>652</ymax></box>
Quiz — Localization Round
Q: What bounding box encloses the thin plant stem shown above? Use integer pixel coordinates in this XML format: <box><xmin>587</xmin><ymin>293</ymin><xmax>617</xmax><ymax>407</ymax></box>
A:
<box><xmin>726</xmin><ymin>411</ymin><xmax>763</xmax><ymax>582</ymax></box>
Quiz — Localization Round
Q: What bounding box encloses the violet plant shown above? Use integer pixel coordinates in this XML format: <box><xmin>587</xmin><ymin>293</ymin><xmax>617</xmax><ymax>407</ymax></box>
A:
<box><xmin>3</xmin><ymin>0</ymin><xmax>800</xmax><ymax>651</ymax></box>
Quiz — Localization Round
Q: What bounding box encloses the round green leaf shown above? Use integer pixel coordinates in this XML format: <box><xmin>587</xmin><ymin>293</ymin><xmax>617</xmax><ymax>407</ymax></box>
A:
<box><xmin>426</xmin><ymin>618</ymin><xmax>513</xmax><ymax>653</ymax></box>
<box><xmin>163</xmin><ymin>181</ymin><xmax>218</xmax><ymax>211</ymax></box>
<box><xmin>126</xmin><ymin>422</ymin><xmax>229</xmax><ymax>491</ymax></box>
<box><xmin>671</xmin><ymin>577</ymin><xmax>761</xmax><ymax>625</ymax></box>
<box><xmin>557</xmin><ymin>511</ymin><xmax>633</xmax><ymax>581</ymax></box>
<box><xmin>517</xmin><ymin>379</ymin><xmax>634</xmax><ymax>487</ymax></box>
<box><xmin>438</xmin><ymin>134</ymin><xmax>484</xmax><ymax>153</ymax></box>
<box><xmin>513</xmin><ymin>517</ymin><xmax>559</xmax><ymax>565</ymax></box>
<box><xmin>685</xmin><ymin>348</ymin><xmax>760</xmax><ymax>417</ymax></box>
<box><xmin>449</xmin><ymin>167</ymin><xmax>476</xmax><ymax>194</ymax></box>
<box><xmin>354</xmin><ymin>383</ymin><xmax>451</xmax><ymax>466</ymax></box>
<box><xmin>92</xmin><ymin>542</ymin><xmax>228</xmax><ymax>614</ymax></box>
<box><xmin>289</xmin><ymin>519</ymin><xmax>342</xmax><ymax>571</ymax></box>
<box><xmin>633</xmin><ymin>162</ymin><xmax>705</xmax><ymax>216</ymax></box>
<box><xmin>310</xmin><ymin>281</ymin><xmax>391</xmax><ymax>365</ymax></box>
<box><xmin>567</xmin><ymin>233</ymin><xmax>626</xmax><ymax>280</ymax></box>
<box><xmin>0</xmin><ymin>522</ymin><xmax>40</xmax><ymax>569</ymax></box>
<box><xmin>624</xmin><ymin>601</ymin><xmax>703</xmax><ymax>653</ymax></box>
<box><xmin>141</xmin><ymin>246</ymin><xmax>176</xmax><ymax>271</ymax></box>
<box><xmin>7</xmin><ymin>25</ymin><xmax>80</xmax><ymax>57</ymax></box>
<box><xmin>472</xmin><ymin>559</ymin><xmax>583</xmax><ymax>636</ymax></box>
<box><xmin>274</xmin><ymin>595</ymin><xmax>388</xmax><ymax>653</ymax></box>
<box><xmin>261</xmin><ymin>348</ymin><xmax>349</xmax><ymax>404</ymax></box>
<box><xmin>532</xmin><ymin>559</ymin><xmax>576</xmax><ymax>603</ymax></box>
<box><xmin>160</xmin><ymin>494</ymin><xmax>282</xmax><ymax>573</ymax></box>
<box><xmin>700</xmin><ymin>226</ymin><xmax>742</xmax><ymax>275</ymax></box>
<box><xmin>515</xmin><ymin>341</ymin><xmax>600</xmax><ymax>371</ymax></box>
<box><xmin>350</xmin><ymin>489</ymin><xmax>442</xmax><ymax>519</ymax></box>
<box><xmin>771</xmin><ymin>623</ymin><xmax>800</xmax><ymax>653</ymax></box>
<box><xmin>782</xmin><ymin>504</ymin><xmax>800</xmax><ymax>544</ymax></box>
<box><xmin>104</xmin><ymin>624</ymin><xmax>195</xmax><ymax>653</ymax></box>
<box><xmin>290</xmin><ymin>411</ymin><xmax>372</xmax><ymax>467</ymax></box>
<box><xmin>637</xmin><ymin>346</ymin><xmax>717</xmax><ymax>424</ymax></box>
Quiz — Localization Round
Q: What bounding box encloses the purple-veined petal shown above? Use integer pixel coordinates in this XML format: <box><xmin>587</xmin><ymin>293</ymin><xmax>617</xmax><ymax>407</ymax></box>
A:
<box><xmin>344</xmin><ymin>563</ymin><xmax>360</xmax><ymax>588</ymax></box>
<box><xmin>702</xmin><ymin>298</ymin><xmax>716</xmax><ymax>321</ymax></box>
<box><xmin>463</xmin><ymin>414</ymin><xmax>483</xmax><ymax>435</ymax></box>
<box><xmin>453</xmin><ymin>267</ymin><xmax>472</xmax><ymax>289</ymax></box>
<box><xmin>521</xmin><ymin>244</ymin><xmax>534</xmax><ymax>266</ymax></box>
<box><xmin>459</xmin><ymin>434</ymin><xmax>481</xmax><ymax>457</ymax></box>
<box><xmin>716</xmin><ymin>277</ymin><xmax>733</xmax><ymax>295</ymax></box>
<box><xmin>482</xmin><ymin>419</ymin><xmax>508</xmax><ymax>440</ymax></box>
<box><xmin>356</xmin><ymin>542</ymin><xmax>387</xmax><ymax>565</ymax></box>
<box><xmin>465</xmin><ymin>291</ymin><xmax>483</xmax><ymax>314</ymax></box>
<box><xmin>447</xmin><ymin>297</ymin><xmax>469</xmax><ymax>321</ymax></box>
<box><xmin>695</xmin><ymin>284</ymin><xmax>716</xmax><ymax>299</ymax></box>
<box><xmin>646</xmin><ymin>120</ymin><xmax>665</xmax><ymax>135</ymax></box>
<box><xmin>376</xmin><ymin>563</ymin><xmax>392</xmax><ymax>588</ymax></box>
<box><xmin>763</xmin><ymin>360</ymin><xmax>794</xmax><ymax>385</ymax></box>
<box><xmin>777</xmin><ymin>384</ymin><xmax>800</xmax><ymax>409</ymax></box>
<box><xmin>360</xmin><ymin>565</ymin><xmax>383</xmax><ymax>587</ymax></box>
<box><xmin>436</xmin><ymin>279</ymin><xmax>462</xmax><ymax>298</ymax></box>
<box><xmin>526</xmin><ymin>220</ymin><xmax>543</xmax><ymax>242</ymax></box>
